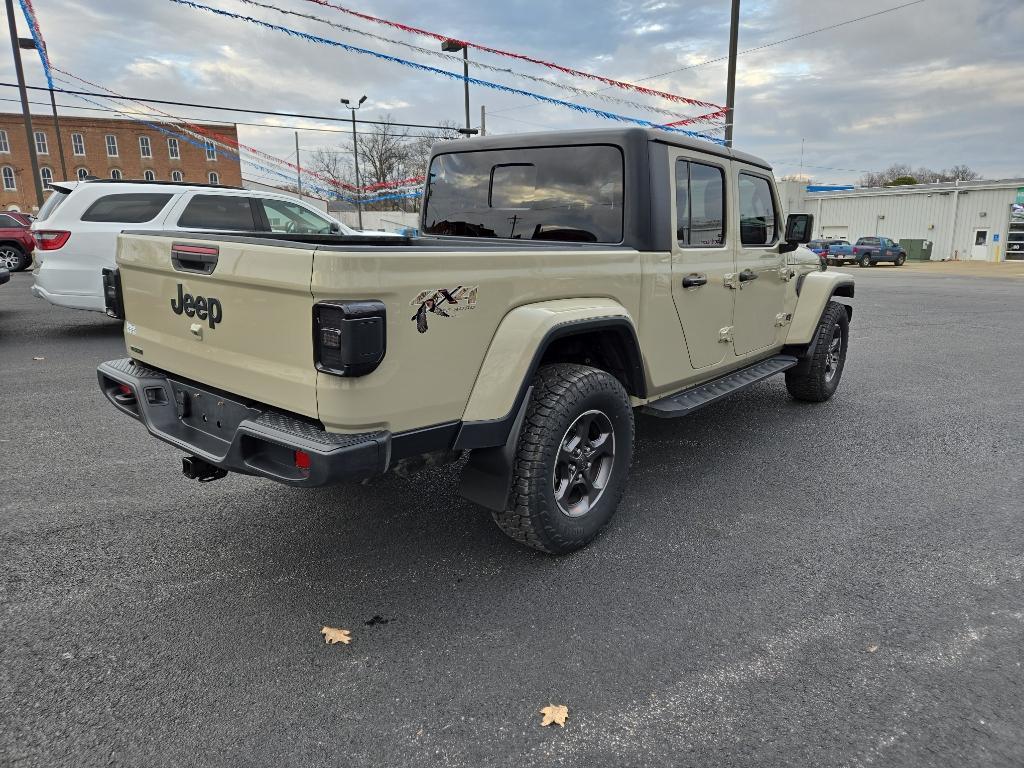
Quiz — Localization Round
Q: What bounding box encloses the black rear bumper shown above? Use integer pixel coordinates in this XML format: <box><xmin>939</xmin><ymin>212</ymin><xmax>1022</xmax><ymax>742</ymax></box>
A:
<box><xmin>97</xmin><ymin>358</ymin><xmax>390</xmax><ymax>486</ymax></box>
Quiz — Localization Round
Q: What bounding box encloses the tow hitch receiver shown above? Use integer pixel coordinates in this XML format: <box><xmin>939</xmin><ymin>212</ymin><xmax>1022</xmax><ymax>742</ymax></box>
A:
<box><xmin>182</xmin><ymin>456</ymin><xmax>228</xmax><ymax>482</ymax></box>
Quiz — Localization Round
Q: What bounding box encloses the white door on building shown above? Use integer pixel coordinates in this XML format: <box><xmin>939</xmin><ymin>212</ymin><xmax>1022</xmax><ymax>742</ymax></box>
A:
<box><xmin>971</xmin><ymin>229</ymin><xmax>990</xmax><ymax>261</ymax></box>
<box><xmin>822</xmin><ymin>225</ymin><xmax>849</xmax><ymax>240</ymax></box>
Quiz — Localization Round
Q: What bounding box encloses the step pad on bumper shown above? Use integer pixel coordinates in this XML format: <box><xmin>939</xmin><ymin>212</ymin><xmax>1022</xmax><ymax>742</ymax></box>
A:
<box><xmin>97</xmin><ymin>358</ymin><xmax>388</xmax><ymax>486</ymax></box>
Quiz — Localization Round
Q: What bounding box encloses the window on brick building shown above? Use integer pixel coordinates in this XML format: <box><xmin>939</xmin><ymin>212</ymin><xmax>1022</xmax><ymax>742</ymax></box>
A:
<box><xmin>71</xmin><ymin>133</ymin><xmax>85</xmax><ymax>155</ymax></box>
<box><xmin>139</xmin><ymin>136</ymin><xmax>152</xmax><ymax>158</ymax></box>
<box><xmin>0</xmin><ymin>130</ymin><xmax>9</xmax><ymax>153</ymax></box>
<box><xmin>171</xmin><ymin>170</ymin><xmax>183</xmax><ymax>182</ymax></box>
<box><xmin>208</xmin><ymin>171</ymin><xmax>219</xmax><ymax>185</ymax></box>
<box><xmin>77</xmin><ymin>167</ymin><xmax>89</xmax><ymax>180</ymax></box>
<box><xmin>205</xmin><ymin>140</ymin><xmax>217</xmax><ymax>161</ymax></box>
<box><xmin>34</xmin><ymin>131</ymin><xmax>48</xmax><ymax>155</ymax></box>
<box><xmin>2</xmin><ymin>166</ymin><xmax>16</xmax><ymax>190</ymax></box>
<box><xmin>41</xmin><ymin>167</ymin><xmax>53</xmax><ymax>188</ymax></box>
<box><xmin>144</xmin><ymin>170</ymin><xmax>156</xmax><ymax>181</ymax></box>
<box><xmin>110</xmin><ymin>169</ymin><xmax>122</xmax><ymax>180</ymax></box>
<box><xmin>168</xmin><ymin>138</ymin><xmax>180</xmax><ymax>159</ymax></box>
<box><xmin>105</xmin><ymin>135</ymin><xmax>118</xmax><ymax>157</ymax></box>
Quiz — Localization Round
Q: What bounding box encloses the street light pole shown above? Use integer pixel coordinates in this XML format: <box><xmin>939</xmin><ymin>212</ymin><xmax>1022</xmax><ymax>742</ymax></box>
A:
<box><xmin>442</xmin><ymin>39</ymin><xmax>471</xmax><ymax>133</ymax></box>
<box><xmin>5</xmin><ymin>0</ymin><xmax>43</xmax><ymax>207</ymax></box>
<box><xmin>723</xmin><ymin>0</ymin><xmax>741</xmax><ymax>148</ymax></box>
<box><xmin>340</xmin><ymin>95</ymin><xmax>367</xmax><ymax>230</ymax></box>
<box><xmin>16</xmin><ymin>36</ymin><xmax>66</xmax><ymax>180</ymax></box>
<box><xmin>46</xmin><ymin>85</ymin><xmax>68</xmax><ymax>180</ymax></box>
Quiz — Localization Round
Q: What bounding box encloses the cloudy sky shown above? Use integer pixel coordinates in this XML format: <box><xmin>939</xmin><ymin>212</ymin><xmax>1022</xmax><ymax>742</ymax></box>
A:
<box><xmin>2</xmin><ymin>0</ymin><xmax>1021</xmax><ymax>185</ymax></box>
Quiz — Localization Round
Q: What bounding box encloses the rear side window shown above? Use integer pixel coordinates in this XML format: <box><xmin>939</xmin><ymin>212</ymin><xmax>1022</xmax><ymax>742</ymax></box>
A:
<box><xmin>81</xmin><ymin>193</ymin><xmax>173</xmax><ymax>223</ymax></box>
<box><xmin>423</xmin><ymin>144</ymin><xmax>624</xmax><ymax>243</ymax></box>
<box><xmin>178</xmin><ymin>195</ymin><xmax>258</xmax><ymax>230</ymax></box>
<box><xmin>738</xmin><ymin>173</ymin><xmax>778</xmax><ymax>246</ymax></box>
<box><xmin>675</xmin><ymin>159</ymin><xmax>725</xmax><ymax>247</ymax></box>
<box><xmin>36</xmin><ymin>189</ymin><xmax>69</xmax><ymax>221</ymax></box>
<box><xmin>0</xmin><ymin>213</ymin><xmax>22</xmax><ymax>227</ymax></box>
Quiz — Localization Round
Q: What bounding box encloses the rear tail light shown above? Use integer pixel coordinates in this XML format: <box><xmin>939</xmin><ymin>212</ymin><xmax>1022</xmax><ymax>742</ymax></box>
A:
<box><xmin>313</xmin><ymin>300</ymin><xmax>387</xmax><ymax>377</ymax></box>
<box><xmin>34</xmin><ymin>230</ymin><xmax>71</xmax><ymax>250</ymax></box>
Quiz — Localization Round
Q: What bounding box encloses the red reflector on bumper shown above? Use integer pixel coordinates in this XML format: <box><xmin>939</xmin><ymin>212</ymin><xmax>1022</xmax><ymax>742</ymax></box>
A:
<box><xmin>118</xmin><ymin>384</ymin><xmax>133</xmax><ymax>396</ymax></box>
<box><xmin>294</xmin><ymin>450</ymin><xmax>312</xmax><ymax>470</ymax></box>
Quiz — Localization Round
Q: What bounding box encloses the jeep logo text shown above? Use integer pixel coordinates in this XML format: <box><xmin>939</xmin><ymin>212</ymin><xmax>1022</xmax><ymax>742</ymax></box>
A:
<box><xmin>171</xmin><ymin>283</ymin><xmax>223</xmax><ymax>329</ymax></box>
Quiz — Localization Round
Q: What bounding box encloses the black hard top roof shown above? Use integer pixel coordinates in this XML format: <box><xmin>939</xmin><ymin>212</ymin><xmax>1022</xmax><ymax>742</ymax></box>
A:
<box><xmin>431</xmin><ymin>127</ymin><xmax>772</xmax><ymax>171</ymax></box>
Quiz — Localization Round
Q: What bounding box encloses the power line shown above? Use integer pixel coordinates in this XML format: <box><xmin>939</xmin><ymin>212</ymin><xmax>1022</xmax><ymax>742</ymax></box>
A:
<box><xmin>634</xmin><ymin>0</ymin><xmax>929</xmax><ymax>82</ymax></box>
<box><xmin>0</xmin><ymin>81</ymin><xmax>458</xmax><ymax>131</ymax></box>
<box><xmin>487</xmin><ymin>0</ymin><xmax>928</xmax><ymax>117</ymax></box>
<box><xmin>0</xmin><ymin>95</ymin><xmax>453</xmax><ymax>140</ymax></box>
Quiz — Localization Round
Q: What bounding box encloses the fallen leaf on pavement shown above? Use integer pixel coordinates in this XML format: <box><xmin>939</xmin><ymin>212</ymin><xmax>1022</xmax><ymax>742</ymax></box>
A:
<box><xmin>540</xmin><ymin>704</ymin><xmax>568</xmax><ymax>727</ymax></box>
<box><xmin>32</xmin><ymin>357</ymin><xmax>44</xmax><ymax>361</ymax></box>
<box><xmin>866</xmin><ymin>644</ymin><xmax>879</xmax><ymax>653</ymax></box>
<box><xmin>321</xmin><ymin>626</ymin><xmax>352</xmax><ymax>645</ymax></box>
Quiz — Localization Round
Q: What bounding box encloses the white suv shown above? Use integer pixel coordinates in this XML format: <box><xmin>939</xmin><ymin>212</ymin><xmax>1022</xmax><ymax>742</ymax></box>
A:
<box><xmin>31</xmin><ymin>180</ymin><xmax>389</xmax><ymax>313</ymax></box>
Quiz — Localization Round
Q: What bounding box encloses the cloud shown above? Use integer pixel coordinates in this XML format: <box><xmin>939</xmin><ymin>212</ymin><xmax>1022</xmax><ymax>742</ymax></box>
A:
<box><xmin>0</xmin><ymin>0</ymin><xmax>1019</xmax><ymax>184</ymax></box>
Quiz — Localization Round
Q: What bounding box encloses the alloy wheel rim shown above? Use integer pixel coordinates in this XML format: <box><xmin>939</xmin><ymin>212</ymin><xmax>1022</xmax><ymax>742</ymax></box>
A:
<box><xmin>824</xmin><ymin>326</ymin><xmax>842</xmax><ymax>382</ymax></box>
<box><xmin>552</xmin><ymin>409</ymin><xmax>615</xmax><ymax>518</ymax></box>
<box><xmin>0</xmin><ymin>248</ymin><xmax>20</xmax><ymax>269</ymax></box>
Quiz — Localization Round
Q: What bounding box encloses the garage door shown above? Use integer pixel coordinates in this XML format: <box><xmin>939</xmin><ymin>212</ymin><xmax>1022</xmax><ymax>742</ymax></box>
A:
<box><xmin>822</xmin><ymin>225</ymin><xmax>849</xmax><ymax>240</ymax></box>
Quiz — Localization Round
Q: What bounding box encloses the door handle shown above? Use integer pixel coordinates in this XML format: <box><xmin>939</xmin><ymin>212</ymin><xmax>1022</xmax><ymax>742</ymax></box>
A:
<box><xmin>681</xmin><ymin>273</ymin><xmax>708</xmax><ymax>288</ymax></box>
<box><xmin>738</xmin><ymin>268</ymin><xmax>759</xmax><ymax>282</ymax></box>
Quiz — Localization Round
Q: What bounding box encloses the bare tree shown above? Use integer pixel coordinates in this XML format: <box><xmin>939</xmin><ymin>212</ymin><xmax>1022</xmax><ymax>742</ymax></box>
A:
<box><xmin>306</xmin><ymin>117</ymin><xmax>461</xmax><ymax>213</ymax></box>
<box><xmin>862</xmin><ymin>162</ymin><xmax>980</xmax><ymax>187</ymax></box>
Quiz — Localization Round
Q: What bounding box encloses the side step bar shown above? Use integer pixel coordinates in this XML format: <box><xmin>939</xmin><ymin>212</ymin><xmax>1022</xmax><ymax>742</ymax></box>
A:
<box><xmin>642</xmin><ymin>354</ymin><xmax>798</xmax><ymax>419</ymax></box>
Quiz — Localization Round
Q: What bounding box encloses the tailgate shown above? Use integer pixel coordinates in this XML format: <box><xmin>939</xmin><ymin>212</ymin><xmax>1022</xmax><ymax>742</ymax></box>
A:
<box><xmin>116</xmin><ymin>234</ymin><xmax>318</xmax><ymax>418</ymax></box>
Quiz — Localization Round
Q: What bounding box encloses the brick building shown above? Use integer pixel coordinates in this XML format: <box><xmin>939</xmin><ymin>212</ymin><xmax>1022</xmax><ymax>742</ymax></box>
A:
<box><xmin>0</xmin><ymin>112</ymin><xmax>243</xmax><ymax>213</ymax></box>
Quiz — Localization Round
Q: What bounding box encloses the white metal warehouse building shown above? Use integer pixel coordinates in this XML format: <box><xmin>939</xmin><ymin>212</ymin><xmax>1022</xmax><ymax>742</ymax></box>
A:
<box><xmin>779</xmin><ymin>178</ymin><xmax>1024</xmax><ymax>262</ymax></box>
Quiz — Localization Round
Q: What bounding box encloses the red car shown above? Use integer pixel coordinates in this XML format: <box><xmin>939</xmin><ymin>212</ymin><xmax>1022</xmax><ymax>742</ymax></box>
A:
<box><xmin>0</xmin><ymin>211</ymin><xmax>35</xmax><ymax>272</ymax></box>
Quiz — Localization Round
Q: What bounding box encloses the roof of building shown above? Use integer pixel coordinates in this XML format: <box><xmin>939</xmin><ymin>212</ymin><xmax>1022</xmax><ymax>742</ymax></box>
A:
<box><xmin>807</xmin><ymin>177</ymin><xmax>1024</xmax><ymax>197</ymax></box>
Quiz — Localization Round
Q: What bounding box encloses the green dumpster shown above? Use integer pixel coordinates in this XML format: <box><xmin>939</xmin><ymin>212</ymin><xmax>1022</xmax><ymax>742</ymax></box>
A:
<box><xmin>899</xmin><ymin>238</ymin><xmax>934</xmax><ymax>261</ymax></box>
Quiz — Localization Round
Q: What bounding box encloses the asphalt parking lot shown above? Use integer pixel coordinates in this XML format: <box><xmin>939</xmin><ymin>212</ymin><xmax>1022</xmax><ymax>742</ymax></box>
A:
<box><xmin>2</xmin><ymin>266</ymin><xmax>1022</xmax><ymax>767</ymax></box>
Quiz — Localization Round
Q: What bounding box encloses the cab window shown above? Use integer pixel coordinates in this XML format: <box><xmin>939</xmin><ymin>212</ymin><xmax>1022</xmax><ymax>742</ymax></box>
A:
<box><xmin>177</xmin><ymin>195</ymin><xmax>258</xmax><ymax>230</ymax></box>
<box><xmin>738</xmin><ymin>173</ymin><xmax>778</xmax><ymax>246</ymax></box>
<box><xmin>262</xmin><ymin>198</ymin><xmax>335</xmax><ymax>234</ymax></box>
<box><xmin>675</xmin><ymin>160</ymin><xmax>725</xmax><ymax>247</ymax></box>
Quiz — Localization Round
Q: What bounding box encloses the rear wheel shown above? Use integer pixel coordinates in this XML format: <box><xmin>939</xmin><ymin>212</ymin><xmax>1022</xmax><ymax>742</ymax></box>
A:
<box><xmin>785</xmin><ymin>301</ymin><xmax>849</xmax><ymax>403</ymax></box>
<box><xmin>0</xmin><ymin>244</ymin><xmax>29</xmax><ymax>272</ymax></box>
<box><xmin>858</xmin><ymin>254</ymin><xmax>872</xmax><ymax>268</ymax></box>
<box><xmin>492</xmin><ymin>364</ymin><xmax>634</xmax><ymax>554</ymax></box>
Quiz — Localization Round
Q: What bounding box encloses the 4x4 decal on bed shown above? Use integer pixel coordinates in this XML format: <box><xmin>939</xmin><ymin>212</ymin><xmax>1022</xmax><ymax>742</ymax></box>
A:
<box><xmin>410</xmin><ymin>286</ymin><xmax>479</xmax><ymax>333</ymax></box>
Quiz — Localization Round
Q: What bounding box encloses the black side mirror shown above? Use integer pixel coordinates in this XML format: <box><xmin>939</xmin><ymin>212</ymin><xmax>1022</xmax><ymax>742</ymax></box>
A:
<box><xmin>781</xmin><ymin>213</ymin><xmax>813</xmax><ymax>253</ymax></box>
<box><xmin>329</xmin><ymin>222</ymin><xmax>341</xmax><ymax>233</ymax></box>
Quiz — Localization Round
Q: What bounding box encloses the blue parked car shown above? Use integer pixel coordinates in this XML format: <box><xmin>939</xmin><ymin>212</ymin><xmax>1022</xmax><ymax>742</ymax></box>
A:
<box><xmin>825</xmin><ymin>239</ymin><xmax>855</xmax><ymax>265</ymax></box>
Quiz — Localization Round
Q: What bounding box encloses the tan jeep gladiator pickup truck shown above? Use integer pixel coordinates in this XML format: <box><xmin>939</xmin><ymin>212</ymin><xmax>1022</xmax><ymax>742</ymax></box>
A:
<box><xmin>98</xmin><ymin>128</ymin><xmax>853</xmax><ymax>554</ymax></box>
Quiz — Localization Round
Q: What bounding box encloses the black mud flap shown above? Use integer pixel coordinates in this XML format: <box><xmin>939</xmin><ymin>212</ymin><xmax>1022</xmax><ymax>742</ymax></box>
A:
<box><xmin>458</xmin><ymin>387</ymin><xmax>532</xmax><ymax>512</ymax></box>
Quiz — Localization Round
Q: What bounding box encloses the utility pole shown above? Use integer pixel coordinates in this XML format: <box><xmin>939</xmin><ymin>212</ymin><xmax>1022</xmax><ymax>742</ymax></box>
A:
<box><xmin>295</xmin><ymin>130</ymin><xmax>301</xmax><ymax>197</ymax></box>
<box><xmin>442</xmin><ymin>39</ymin><xmax>471</xmax><ymax>133</ymax></box>
<box><xmin>340</xmin><ymin>95</ymin><xmax>367</xmax><ymax>230</ymax></box>
<box><xmin>723</xmin><ymin>0</ymin><xmax>741</xmax><ymax>148</ymax></box>
<box><xmin>480</xmin><ymin>105</ymin><xmax>486</xmax><ymax>137</ymax></box>
<box><xmin>6</xmin><ymin>0</ymin><xmax>43</xmax><ymax>207</ymax></box>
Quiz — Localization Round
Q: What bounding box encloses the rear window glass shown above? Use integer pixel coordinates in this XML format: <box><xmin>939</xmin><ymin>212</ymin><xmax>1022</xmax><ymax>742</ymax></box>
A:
<box><xmin>422</xmin><ymin>145</ymin><xmax>624</xmax><ymax>243</ymax></box>
<box><xmin>0</xmin><ymin>213</ymin><xmax>23</xmax><ymax>227</ymax></box>
<box><xmin>178</xmin><ymin>195</ymin><xmax>257</xmax><ymax>230</ymax></box>
<box><xmin>81</xmin><ymin>193</ymin><xmax>173</xmax><ymax>223</ymax></box>
<box><xmin>36</xmin><ymin>189</ymin><xmax>69</xmax><ymax>222</ymax></box>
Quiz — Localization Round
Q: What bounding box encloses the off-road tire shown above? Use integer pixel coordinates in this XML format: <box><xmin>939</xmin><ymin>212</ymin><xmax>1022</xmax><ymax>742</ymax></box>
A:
<box><xmin>858</xmin><ymin>254</ymin><xmax>872</xmax><ymax>268</ymax></box>
<box><xmin>785</xmin><ymin>300</ymin><xmax>849</xmax><ymax>403</ymax></box>
<box><xmin>493</xmin><ymin>364</ymin><xmax>634</xmax><ymax>554</ymax></box>
<box><xmin>894</xmin><ymin>254</ymin><xmax>906</xmax><ymax>266</ymax></box>
<box><xmin>0</xmin><ymin>244</ymin><xmax>29</xmax><ymax>272</ymax></box>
